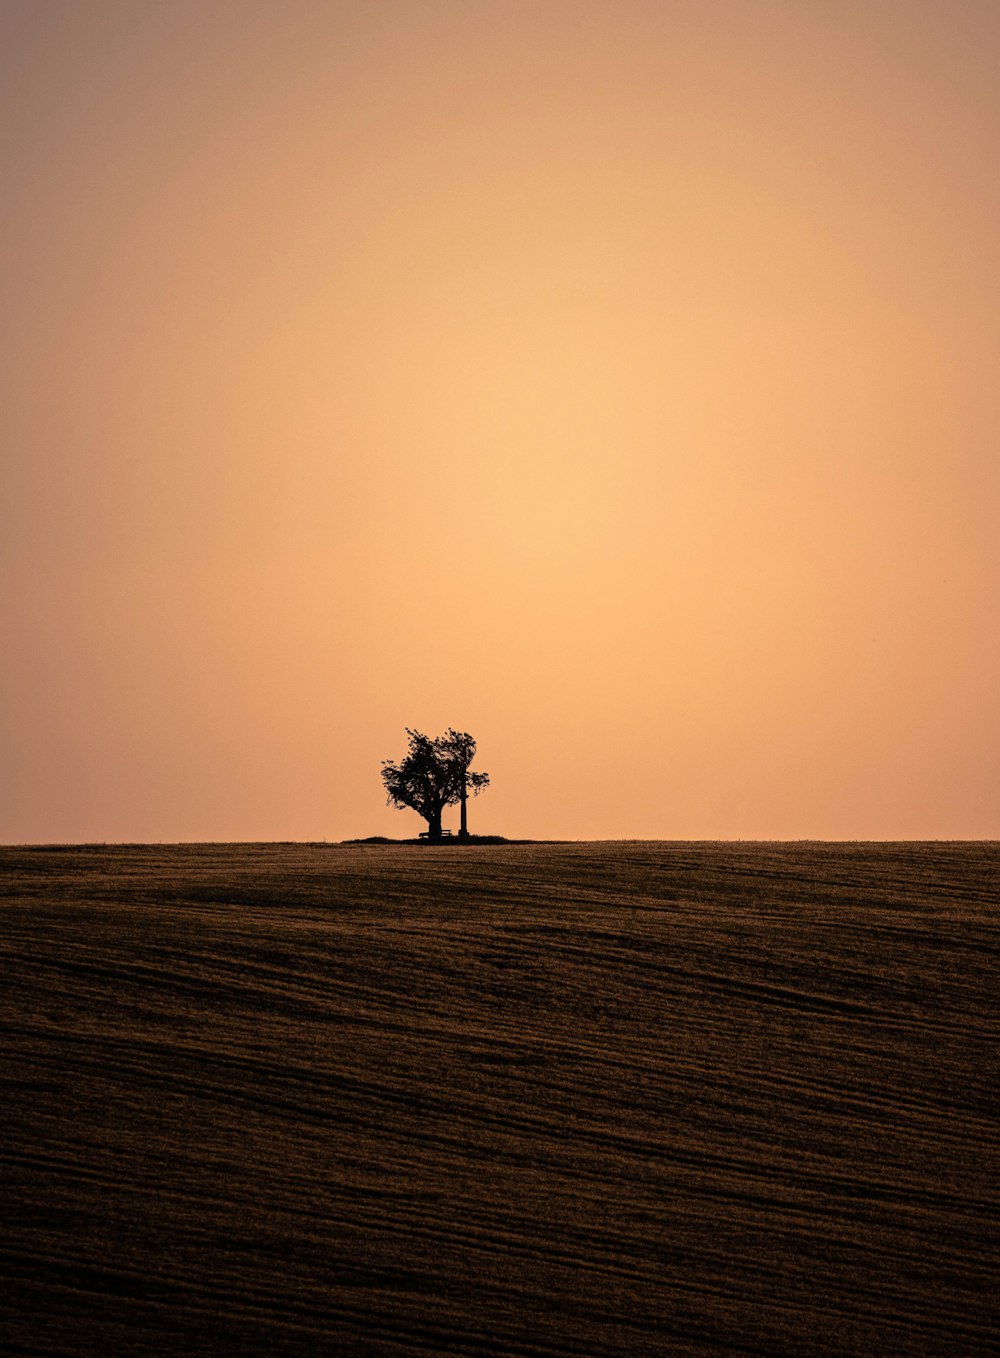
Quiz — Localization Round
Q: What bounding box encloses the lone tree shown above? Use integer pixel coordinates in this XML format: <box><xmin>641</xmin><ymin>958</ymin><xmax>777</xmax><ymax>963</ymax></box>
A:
<box><xmin>381</xmin><ymin>728</ymin><xmax>490</xmax><ymax>840</ymax></box>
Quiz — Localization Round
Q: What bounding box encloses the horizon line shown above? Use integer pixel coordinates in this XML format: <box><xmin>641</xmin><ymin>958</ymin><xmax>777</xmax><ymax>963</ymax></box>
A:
<box><xmin>3</xmin><ymin>837</ymin><xmax>997</xmax><ymax>849</ymax></box>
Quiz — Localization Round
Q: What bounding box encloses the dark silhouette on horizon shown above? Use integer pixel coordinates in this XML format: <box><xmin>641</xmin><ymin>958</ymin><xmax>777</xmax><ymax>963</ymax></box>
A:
<box><xmin>381</xmin><ymin>728</ymin><xmax>490</xmax><ymax>840</ymax></box>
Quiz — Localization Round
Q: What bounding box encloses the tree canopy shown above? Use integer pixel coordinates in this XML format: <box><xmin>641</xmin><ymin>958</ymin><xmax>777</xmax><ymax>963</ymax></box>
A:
<box><xmin>381</xmin><ymin>728</ymin><xmax>489</xmax><ymax>839</ymax></box>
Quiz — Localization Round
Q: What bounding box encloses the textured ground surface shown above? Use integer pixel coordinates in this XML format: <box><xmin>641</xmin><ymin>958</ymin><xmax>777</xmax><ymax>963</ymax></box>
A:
<box><xmin>1</xmin><ymin>841</ymin><xmax>997</xmax><ymax>1356</ymax></box>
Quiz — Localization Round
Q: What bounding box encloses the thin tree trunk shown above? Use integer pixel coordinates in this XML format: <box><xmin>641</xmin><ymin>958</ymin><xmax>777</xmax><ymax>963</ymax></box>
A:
<box><xmin>459</xmin><ymin>769</ymin><xmax>468</xmax><ymax>838</ymax></box>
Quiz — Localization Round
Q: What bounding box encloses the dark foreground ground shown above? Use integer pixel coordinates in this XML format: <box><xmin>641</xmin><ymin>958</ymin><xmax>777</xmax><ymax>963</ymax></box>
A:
<box><xmin>1</xmin><ymin>841</ymin><xmax>997</xmax><ymax>1357</ymax></box>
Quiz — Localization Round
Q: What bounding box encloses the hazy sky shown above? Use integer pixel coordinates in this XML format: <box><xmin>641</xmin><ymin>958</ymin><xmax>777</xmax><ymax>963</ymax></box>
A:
<box><xmin>2</xmin><ymin>0</ymin><xmax>998</xmax><ymax>842</ymax></box>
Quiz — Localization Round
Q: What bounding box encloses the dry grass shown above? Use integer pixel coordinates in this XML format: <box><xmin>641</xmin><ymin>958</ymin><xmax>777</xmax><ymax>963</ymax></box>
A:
<box><xmin>2</xmin><ymin>841</ymin><xmax>997</xmax><ymax>1355</ymax></box>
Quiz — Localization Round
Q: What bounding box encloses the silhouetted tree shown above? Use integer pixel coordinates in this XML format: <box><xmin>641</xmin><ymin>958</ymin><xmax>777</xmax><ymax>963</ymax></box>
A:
<box><xmin>381</xmin><ymin>728</ymin><xmax>490</xmax><ymax>840</ymax></box>
<box><xmin>439</xmin><ymin>729</ymin><xmax>490</xmax><ymax>838</ymax></box>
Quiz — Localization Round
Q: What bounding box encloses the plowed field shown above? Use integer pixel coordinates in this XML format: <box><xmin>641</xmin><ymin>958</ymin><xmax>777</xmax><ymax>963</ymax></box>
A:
<box><xmin>2</xmin><ymin>842</ymin><xmax>997</xmax><ymax>1356</ymax></box>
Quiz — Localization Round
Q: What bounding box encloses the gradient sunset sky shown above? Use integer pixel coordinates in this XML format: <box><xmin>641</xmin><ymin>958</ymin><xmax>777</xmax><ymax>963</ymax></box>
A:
<box><xmin>2</xmin><ymin>0</ymin><xmax>997</xmax><ymax>842</ymax></box>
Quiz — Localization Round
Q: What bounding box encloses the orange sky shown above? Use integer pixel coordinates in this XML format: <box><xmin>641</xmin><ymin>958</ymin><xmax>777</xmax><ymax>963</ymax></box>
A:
<box><xmin>2</xmin><ymin>0</ymin><xmax>997</xmax><ymax>842</ymax></box>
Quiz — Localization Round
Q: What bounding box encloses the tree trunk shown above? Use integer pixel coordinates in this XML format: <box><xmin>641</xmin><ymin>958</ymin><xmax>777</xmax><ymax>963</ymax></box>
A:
<box><xmin>426</xmin><ymin>808</ymin><xmax>443</xmax><ymax>840</ymax></box>
<box><xmin>459</xmin><ymin>769</ymin><xmax>469</xmax><ymax>838</ymax></box>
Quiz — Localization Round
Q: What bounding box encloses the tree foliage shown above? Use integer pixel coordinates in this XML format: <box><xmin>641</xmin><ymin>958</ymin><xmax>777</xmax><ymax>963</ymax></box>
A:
<box><xmin>381</xmin><ymin>728</ymin><xmax>489</xmax><ymax>838</ymax></box>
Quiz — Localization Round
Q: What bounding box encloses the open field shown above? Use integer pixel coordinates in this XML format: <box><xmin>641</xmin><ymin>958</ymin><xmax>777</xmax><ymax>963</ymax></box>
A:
<box><xmin>1</xmin><ymin>841</ymin><xmax>997</xmax><ymax>1356</ymax></box>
